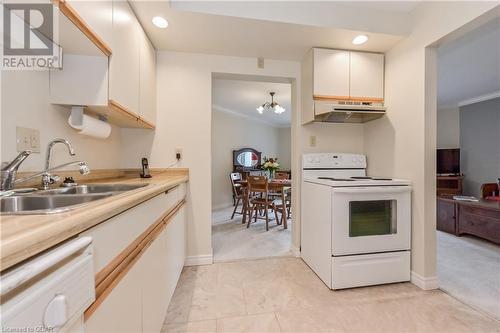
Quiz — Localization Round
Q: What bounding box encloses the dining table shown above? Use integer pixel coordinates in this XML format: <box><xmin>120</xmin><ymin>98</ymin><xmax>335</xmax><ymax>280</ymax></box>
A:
<box><xmin>235</xmin><ymin>178</ymin><xmax>292</xmax><ymax>229</ymax></box>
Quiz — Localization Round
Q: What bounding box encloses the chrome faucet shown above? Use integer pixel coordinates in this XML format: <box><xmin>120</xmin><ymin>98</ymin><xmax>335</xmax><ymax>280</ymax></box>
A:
<box><xmin>45</xmin><ymin>138</ymin><xmax>75</xmax><ymax>170</ymax></box>
<box><xmin>41</xmin><ymin>138</ymin><xmax>77</xmax><ymax>189</ymax></box>
<box><xmin>15</xmin><ymin>161</ymin><xmax>90</xmax><ymax>190</ymax></box>
<box><xmin>0</xmin><ymin>138</ymin><xmax>90</xmax><ymax>191</ymax></box>
<box><xmin>1</xmin><ymin>150</ymin><xmax>32</xmax><ymax>191</ymax></box>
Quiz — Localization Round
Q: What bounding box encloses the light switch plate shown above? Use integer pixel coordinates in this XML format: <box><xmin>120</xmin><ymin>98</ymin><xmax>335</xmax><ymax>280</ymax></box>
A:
<box><xmin>16</xmin><ymin>127</ymin><xmax>40</xmax><ymax>153</ymax></box>
<box><xmin>309</xmin><ymin>135</ymin><xmax>317</xmax><ymax>147</ymax></box>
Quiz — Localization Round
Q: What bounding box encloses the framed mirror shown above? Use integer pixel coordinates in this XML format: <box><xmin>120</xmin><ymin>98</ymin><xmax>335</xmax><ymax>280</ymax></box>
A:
<box><xmin>233</xmin><ymin>148</ymin><xmax>261</xmax><ymax>169</ymax></box>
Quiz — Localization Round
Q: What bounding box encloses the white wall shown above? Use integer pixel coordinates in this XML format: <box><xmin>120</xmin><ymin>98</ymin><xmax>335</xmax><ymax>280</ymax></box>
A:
<box><xmin>277</xmin><ymin>127</ymin><xmax>292</xmax><ymax>170</ymax></box>
<box><xmin>211</xmin><ymin>108</ymin><xmax>291</xmax><ymax>210</ymax></box>
<box><xmin>364</xmin><ymin>2</ymin><xmax>498</xmax><ymax>284</ymax></box>
<box><xmin>121</xmin><ymin>50</ymin><xmax>365</xmax><ymax>261</ymax></box>
<box><xmin>460</xmin><ymin>98</ymin><xmax>500</xmax><ymax>197</ymax></box>
<box><xmin>437</xmin><ymin>107</ymin><xmax>460</xmax><ymax>149</ymax></box>
<box><xmin>1</xmin><ymin>70</ymin><xmax>123</xmax><ymax>173</ymax></box>
<box><xmin>121</xmin><ymin>51</ymin><xmax>302</xmax><ymax>261</ymax></box>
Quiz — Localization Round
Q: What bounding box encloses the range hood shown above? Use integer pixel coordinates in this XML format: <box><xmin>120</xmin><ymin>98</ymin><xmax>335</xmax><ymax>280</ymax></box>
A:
<box><xmin>314</xmin><ymin>101</ymin><xmax>386</xmax><ymax>123</ymax></box>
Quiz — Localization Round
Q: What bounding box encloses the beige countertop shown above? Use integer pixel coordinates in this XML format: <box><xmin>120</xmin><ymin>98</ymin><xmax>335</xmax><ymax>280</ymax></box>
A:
<box><xmin>0</xmin><ymin>169</ymin><xmax>189</xmax><ymax>272</ymax></box>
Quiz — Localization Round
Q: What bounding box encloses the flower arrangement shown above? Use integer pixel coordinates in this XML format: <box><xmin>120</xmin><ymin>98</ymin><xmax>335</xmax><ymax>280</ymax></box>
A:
<box><xmin>262</xmin><ymin>157</ymin><xmax>280</xmax><ymax>178</ymax></box>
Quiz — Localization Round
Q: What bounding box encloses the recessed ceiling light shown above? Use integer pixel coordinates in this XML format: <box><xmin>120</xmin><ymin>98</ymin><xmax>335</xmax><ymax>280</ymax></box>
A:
<box><xmin>352</xmin><ymin>35</ymin><xmax>368</xmax><ymax>45</ymax></box>
<box><xmin>152</xmin><ymin>16</ymin><xmax>168</xmax><ymax>28</ymax></box>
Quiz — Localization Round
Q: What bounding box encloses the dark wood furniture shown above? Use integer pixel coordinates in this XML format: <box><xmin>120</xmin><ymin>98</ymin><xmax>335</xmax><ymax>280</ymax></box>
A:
<box><xmin>437</xmin><ymin>175</ymin><xmax>464</xmax><ymax>198</ymax></box>
<box><xmin>229</xmin><ymin>172</ymin><xmax>244</xmax><ymax>219</ymax></box>
<box><xmin>481</xmin><ymin>182</ymin><xmax>499</xmax><ymax>199</ymax></box>
<box><xmin>437</xmin><ymin>197</ymin><xmax>458</xmax><ymax>234</ymax></box>
<box><xmin>237</xmin><ymin>178</ymin><xmax>291</xmax><ymax>229</ymax></box>
<box><xmin>233</xmin><ymin>148</ymin><xmax>262</xmax><ymax>178</ymax></box>
<box><xmin>246</xmin><ymin>176</ymin><xmax>279</xmax><ymax>231</ymax></box>
<box><xmin>437</xmin><ymin>197</ymin><xmax>500</xmax><ymax>244</ymax></box>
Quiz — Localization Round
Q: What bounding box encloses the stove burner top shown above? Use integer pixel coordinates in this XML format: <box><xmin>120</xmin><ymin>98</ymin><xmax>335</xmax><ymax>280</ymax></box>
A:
<box><xmin>318</xmin><ymin>177</ymin><xmax>356</xmax><ymax>181</ymax></box>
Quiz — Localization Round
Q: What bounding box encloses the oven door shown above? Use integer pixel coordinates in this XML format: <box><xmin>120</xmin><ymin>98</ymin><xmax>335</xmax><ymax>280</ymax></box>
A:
<box><xmin>331</xmin><ymin>186</ymin><xmax>411</xmax><ymax>256</ymax></box>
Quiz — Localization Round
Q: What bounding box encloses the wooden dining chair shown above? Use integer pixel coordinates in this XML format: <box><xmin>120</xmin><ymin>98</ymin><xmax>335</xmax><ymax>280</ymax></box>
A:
<box><xmin>273</xmin><ymin>186</ymin><xmax>291</xmax><ymax>229</ymax></box>
<box><xmin>229</xmin><ymin>172</ymin><xmax>244</xmax><ymax>219</ymax></box>
<box><xmin>247</xmin><ymin>176</ymin><xmax>279</xmax><ymax>231</ymax></box>
<box><xmin>275</xmin><ymin>172</ymin><xmax>290</xmax><ymax>180</ymax></box>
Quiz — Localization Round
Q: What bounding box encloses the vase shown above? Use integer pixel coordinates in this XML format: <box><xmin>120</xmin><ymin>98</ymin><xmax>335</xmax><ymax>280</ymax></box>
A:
<box><xmin>268</xmin><ymin>170</ymin><xmax>274</xmax><ymax>179</ymax></box>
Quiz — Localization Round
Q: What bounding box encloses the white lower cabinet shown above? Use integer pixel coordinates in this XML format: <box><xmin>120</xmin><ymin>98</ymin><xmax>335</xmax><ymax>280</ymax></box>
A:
<box><xmin>164</xmin><ymin>206</ymin><xmax>187</xmax><ymax>304</ymax></box>
<box><xmin>142</xmin><ymin>227</ymin><xmax>169</xmax><ymax>333</ymax></box>
<box><xmin>85</xmin><ymin>257</ymin><xmax>143</xmax><ymax>332</ymax></box>
<box><xmin>84</xmin><ymin>193</ymin><xmax>186</xmax><ymax>333</ymax></box>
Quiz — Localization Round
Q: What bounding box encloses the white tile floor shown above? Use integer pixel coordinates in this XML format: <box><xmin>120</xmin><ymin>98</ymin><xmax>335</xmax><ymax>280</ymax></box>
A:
<box><xmin>212</xmin><ymin>206</ymin><xmax>292</xmax><ymax>262</ymax></box>
<box><xmin>162</xmin><ymin>257</ymin><xmax>500</xmax><ymax>332</ymax></box>
<box><xmin>437</xmin><ymin>231</ymin><xmax>500</xmax><ymax>320</ymax></box>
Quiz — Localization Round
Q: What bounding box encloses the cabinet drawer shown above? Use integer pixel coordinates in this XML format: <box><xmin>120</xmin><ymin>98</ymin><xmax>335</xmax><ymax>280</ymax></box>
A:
<box><xmin>458</xmin><ymin>210</ymin><xmax>500</xmax><ymax>244</ymax></box>
<box><xmin>81</xmin><ymin>189</ymin><xmax>178</xmax><ymax>274</ymax></box>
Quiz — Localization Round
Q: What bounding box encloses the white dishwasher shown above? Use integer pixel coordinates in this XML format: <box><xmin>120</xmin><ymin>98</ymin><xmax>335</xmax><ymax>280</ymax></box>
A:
<box><xmin>0</xmin><ymin>237</ymin><xmax>95</xmax><ymax>332</ymax></box>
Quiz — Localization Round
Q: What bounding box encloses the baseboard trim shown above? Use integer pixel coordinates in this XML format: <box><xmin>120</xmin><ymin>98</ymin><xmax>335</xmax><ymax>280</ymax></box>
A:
<box><xmin>185</xmin><ymin>254</ymin><xmax>213</xmax><ymax>266</ymax></box>
<box><xmin>410</xmin><ymin>271</ymin><xmax>439</xmax><ymax>290</ymax></box>
<box><xmin>291</xmin><ymin>246</ymin><xmax>301</xmax><ymax>257</ymax></box>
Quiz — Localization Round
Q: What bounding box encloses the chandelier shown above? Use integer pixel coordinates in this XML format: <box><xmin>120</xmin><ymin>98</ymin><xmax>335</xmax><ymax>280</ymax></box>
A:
<box><xmin>256</xmin><ymin>92</ymin><xmax>285</xmax><ymax>114</ymax></box>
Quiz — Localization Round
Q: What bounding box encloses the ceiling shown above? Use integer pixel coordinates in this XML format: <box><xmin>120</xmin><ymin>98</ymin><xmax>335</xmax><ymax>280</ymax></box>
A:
<box><xmin>212</xmin><ymin>79</ymin><xmax>291</xmax><ymax>127</ymax></box>
<box><xmin>170</xmin><ymin>1</ymin><xmax>420</xmax><ymax>35</ymax></box>
<box><xmin>130</xmin><ymin>1</ymin><xmax>405</xmax><ymax>61</ymax></box>
<box><xmin>437</xmin><ymin>17</ymin><xmax>500</xmax><ymax>108</ymax></box>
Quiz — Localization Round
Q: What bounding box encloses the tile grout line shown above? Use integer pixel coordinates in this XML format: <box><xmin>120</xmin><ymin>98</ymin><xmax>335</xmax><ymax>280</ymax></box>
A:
<box><xmin>274</xmin><ymin>312</ymin><xmax>284</xmax><ymax>333</ymax></box>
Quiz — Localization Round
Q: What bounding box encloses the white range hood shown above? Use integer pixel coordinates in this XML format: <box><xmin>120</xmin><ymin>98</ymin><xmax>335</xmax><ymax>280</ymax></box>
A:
<box><xmin>314</xmin><ymin>101</ymin><xmax>386</xmax><ymax>123</ymax></box>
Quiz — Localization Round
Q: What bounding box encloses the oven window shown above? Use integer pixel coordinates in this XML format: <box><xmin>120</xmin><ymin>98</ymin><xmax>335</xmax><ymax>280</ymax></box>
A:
<box><xmin>349</xmin><ymin>200</ymin><xmax>397</xmax><ymax>237</ymax></box>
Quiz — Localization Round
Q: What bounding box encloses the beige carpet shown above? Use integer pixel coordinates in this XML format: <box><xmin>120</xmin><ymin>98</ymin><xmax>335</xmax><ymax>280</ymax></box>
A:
<box><xmin>437</xmin><ymin>230</ymin><xmax>500</xmax><ymax>319</ymax></box>
<box><xmin>212</xmin><ymin>205</ymin><xmax>292</xmax><ymax>262</ymax></box>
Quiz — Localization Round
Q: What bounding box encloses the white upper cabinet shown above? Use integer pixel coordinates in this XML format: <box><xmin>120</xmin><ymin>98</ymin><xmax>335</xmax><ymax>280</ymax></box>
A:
<box><xmin>139</xmin><ymin>29</ymin><xmax>157</xmax><ymax>126</ymax></box>
<box><xmin>350</xmin><ymin>52</ymin><xmax>384</xmax><ymax>100</ymax></box>
<box><xmin>109</xmin><ymin>0</ymin><xmax>140</xmax><ymax>114</ymax></box>
<box><xmin>313</xmin><ymin>49</ymin><xmax>350</xmax><ymax>98</ymax></box>
<box><xmin>66</xmin><ymin>0</ymin><xmax>113</xmax><ymax>47</ymax></box>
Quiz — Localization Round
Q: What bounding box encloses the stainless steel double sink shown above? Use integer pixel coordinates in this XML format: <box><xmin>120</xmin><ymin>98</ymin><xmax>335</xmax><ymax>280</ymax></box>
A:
<box><xmin>1</xmin><ymin>184</ymin><xmax>148</xmax><ymax>215</ymax></box>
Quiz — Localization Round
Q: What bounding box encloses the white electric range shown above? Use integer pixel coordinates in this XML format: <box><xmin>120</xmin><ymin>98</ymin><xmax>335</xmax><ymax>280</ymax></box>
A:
<box><xmin>301</xmin><ymin>153</ymin><xmax>412</xmax><ymax>290</ymax></box>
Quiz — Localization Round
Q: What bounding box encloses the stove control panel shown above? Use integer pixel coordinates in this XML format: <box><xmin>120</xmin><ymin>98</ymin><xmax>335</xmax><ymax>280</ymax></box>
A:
<box><xmin>302</xmin><ymin>153</ymin><xmax>366</xmax><ymax>169</ymax></box>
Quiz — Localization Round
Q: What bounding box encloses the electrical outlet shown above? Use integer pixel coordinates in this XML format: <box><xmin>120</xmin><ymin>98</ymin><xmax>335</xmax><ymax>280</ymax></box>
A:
<box><xmin>175</xmin><ymin>148</ymin><xmax>182</xmax><ymax>160</ymax></box>
<box><xmin>309</xmin><ymin>135</ymin><xmax>317</xmax><ymax>147</ymax></box>
<box><xmin>16</xmin><ymin>127</ymin><xmax>40</xmax><ymax>153</ymax></box>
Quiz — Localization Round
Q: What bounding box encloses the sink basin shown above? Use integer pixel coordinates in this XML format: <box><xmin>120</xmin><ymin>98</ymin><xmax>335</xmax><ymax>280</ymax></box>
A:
<box><xmin>37</xmin><ymin>184</ymin><xmax>148</xmax><ymax>195</ymax></box>
<box><xmin>1</xmin><ymin>194</ymin><xmax>113</xmax><ymax>215</ymax></box>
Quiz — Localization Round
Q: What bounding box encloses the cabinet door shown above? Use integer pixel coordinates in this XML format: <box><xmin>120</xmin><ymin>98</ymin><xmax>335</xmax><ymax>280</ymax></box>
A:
<box><xmin>349</xmin><ymin>52</ymin><xmax>384</xmax><ymax>100</ymax></box>
<box><xmin>109</xmin><ymin>0</ymin><xmax>140</xmax><ymax>113</ymax></box>
<box><xmin>165</xmin><ymin>206</ymin><xmax>187</xmax><ymax>304</ymax></box>
<box><xmin>141</xmin><ymin>228</ymin><xmax>169</xmax><ymax>333</ymax></box>
<box><xmin>313</xmin><ymin>48</ymin><xmax>350</xmax><ymax>99</ymax></box>
<box><xmin>141</xmin><ymin>207</ymin><xmax>186</xmax><ymax>332</ymax></box>
<box><xmin>437</xmin><ymin>199</ymin><xmax>457</xmax><ymax>234</ymax></box>
<box><xmin>139</xmin><ymin>29</ymin><xmax>157</xmax><ymax>125</ymax></box>
<box><xmin>84</xmin><ymin>259</ymin><xmax>142</xmax><ymax>333</ymax></box>
<box><xmin>66</xmin><ymin>0</ymin><xmax>112</xmax><ymax>47</ymax></box>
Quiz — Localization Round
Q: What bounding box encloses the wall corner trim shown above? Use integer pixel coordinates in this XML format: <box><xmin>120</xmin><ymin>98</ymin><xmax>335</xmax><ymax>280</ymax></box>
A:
<box><xmin>410</xmin><ymin>271</ymin><xmax>439</xmax><ymax>290</ymax></box>
<box><xmin>185</xmin><ymin>254</ymin><xmax>213</xmax><ymax>266</ymax></box>
<box><xmin>291</xmin><ymin>246</ymin><xmax>301</xmax><ymax>257</ymax></box>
